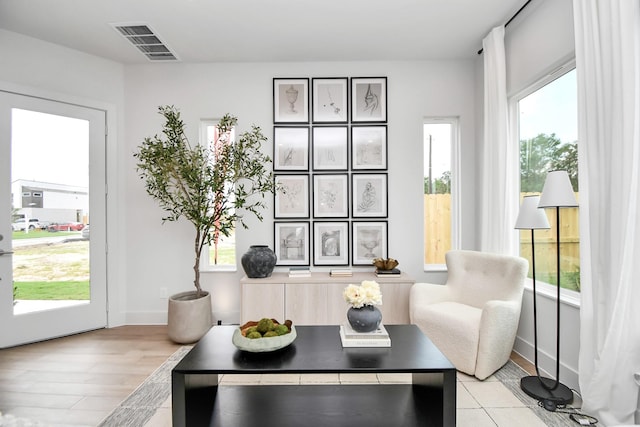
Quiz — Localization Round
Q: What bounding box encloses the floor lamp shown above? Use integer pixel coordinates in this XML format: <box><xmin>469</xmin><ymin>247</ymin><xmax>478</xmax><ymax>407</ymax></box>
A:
<box><xmin>515</xmin><ymin>195</ymin><xmax>550</xmax><ymax>398</ymax></box>
<box><xmin>520</xmin><ymin>170</ymin><xmax>577</xmax><ymax>406</ymax></box>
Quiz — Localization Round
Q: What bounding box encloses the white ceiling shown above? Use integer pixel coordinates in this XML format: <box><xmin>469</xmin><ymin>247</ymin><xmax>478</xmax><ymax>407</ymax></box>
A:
<box><xmin>0</xmin><ymin>0</ymin><xmax>525</xmax><ymax>64</ymax></box>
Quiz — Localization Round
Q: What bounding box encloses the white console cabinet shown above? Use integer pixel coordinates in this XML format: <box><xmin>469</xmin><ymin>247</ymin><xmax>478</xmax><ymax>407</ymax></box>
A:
<box><xmin>240</xmin><ymin>272</ymin><xmax>414</xmax><ymax>325</ymax></box>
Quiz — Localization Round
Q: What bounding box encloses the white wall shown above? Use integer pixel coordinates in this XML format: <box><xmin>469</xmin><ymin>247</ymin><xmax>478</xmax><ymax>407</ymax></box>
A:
<box><xmin>123</xmin><ymin>60</ymin><xmax>478</xmax><ymax>324</ymax></box>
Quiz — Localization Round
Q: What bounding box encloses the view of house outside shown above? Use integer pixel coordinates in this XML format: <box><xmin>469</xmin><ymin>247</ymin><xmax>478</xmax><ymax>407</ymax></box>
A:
<box><xmin>11</xmin><ymin>109</ymin><xmax>91</xmax><ymax>312</ymax></box>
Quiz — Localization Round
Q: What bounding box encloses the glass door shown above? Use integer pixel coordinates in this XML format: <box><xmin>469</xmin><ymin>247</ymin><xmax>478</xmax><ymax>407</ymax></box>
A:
<box><xmin>0</xmin><ymin>91</ymin><xmax>107</xmax><ymax>348</ymax></box>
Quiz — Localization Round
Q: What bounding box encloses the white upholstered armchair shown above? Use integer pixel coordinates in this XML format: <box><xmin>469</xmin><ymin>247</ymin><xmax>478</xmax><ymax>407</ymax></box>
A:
<box><xmin>409</xmin><ymin>250</ymin><xmax>528</xmax><ymax>380</ymax></box>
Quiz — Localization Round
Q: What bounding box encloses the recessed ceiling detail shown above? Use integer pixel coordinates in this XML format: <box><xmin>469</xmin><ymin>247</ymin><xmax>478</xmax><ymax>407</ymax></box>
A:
<box><xmin>111</xmin><ymin>23</ymin><xmax>178</xmax><ymax>61</ymax></box>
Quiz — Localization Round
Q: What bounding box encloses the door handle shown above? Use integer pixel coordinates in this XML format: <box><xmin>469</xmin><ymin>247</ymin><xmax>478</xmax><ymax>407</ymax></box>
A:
<box><xmin>0</xmin><ymin>249</ymin><xmax>14</xmax><ymax>256</ymax></box>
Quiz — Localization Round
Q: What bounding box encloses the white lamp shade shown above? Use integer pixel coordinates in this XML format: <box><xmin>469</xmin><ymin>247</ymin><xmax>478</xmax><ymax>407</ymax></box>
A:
<box><xmin>515</xmin><ymin>195</ymin><xmax>550</xmax><ymax>229</ymax></box>
<box><xmin>538</xmin><ymin>170</ymin><xmax>578</xmax><ymax>208</ymax></box>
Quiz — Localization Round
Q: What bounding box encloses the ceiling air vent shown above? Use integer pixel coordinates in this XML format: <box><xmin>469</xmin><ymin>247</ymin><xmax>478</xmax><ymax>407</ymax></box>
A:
<box><xmin>111</xmin><ymin>23</ymin><xmax>179</xmax><ymax>61</ymax></box>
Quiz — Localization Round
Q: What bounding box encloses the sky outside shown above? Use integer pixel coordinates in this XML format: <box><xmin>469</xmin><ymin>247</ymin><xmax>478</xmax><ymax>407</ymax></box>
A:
<box><xmin>11</xmin><ymin>109</ymin><xmax>89</xmax><ymax>188</ymax></box>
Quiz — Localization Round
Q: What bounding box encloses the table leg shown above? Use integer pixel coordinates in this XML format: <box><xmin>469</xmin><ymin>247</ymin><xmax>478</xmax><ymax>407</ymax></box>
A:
<box><xmin>172</xmin><ymin>372</ymin><xmax>219</xmax><ymax>427</ymax></box>
<box><xmin>412</xmin><ymin>371</ymin><xmax>456</xmax><ymax>427</ymax></box>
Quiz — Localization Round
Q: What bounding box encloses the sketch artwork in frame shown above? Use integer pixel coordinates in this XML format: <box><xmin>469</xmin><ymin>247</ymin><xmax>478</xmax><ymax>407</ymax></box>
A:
<box><xmin>274</xmin><ymin>78</ymin><xmax>309</xmax><ymax>123</ymax></box>
<box><xmin>275</xmin><ymin>222</ymin><xmax>310</xmax><ymax>266</ymax></box>
<box><xmin>352</xmin><ymin>221</ymin><xmax>388</xmax><ymax>265</ymax></box>
<box><xmin>273</xmin><ymin>126</ymin><xmax>309</xmax><ymax>171</ymax></box>
<box><xmin>274</xmin><ymin>174</ymin><xmax>309</xmax><ymax>218</ymax></box>
<box><xmin>351</xmin><ymin>77</ymin><xmax>387</xmax><ymax>123</ymax></box>
<box><xmin>313</xmin><ymin>221</ymin><xmax>349</xmax><ymax>266</ymax></box>
<box><xmin>352</xmin><ymin>173</ymin><xmax>387</xmax><ymax>218</ymax></box>
<box><xmin>312</xmin><ymin>77</ymin><xmax>348</xmax><ymax>123</ymax></box>
<box><xmin>351</xmin><ymin>125</ymin><xmax>387</xmax><ymax>170</ymax></box>
<box><xmin>312</xmin><ymin>126</ymin><xmax>348</xmax><ymax>171</ymax></box>
<box><xmin>313</xmin><ymin>174</ymin><xmax>349</xmax><ymax>218</ymax></box>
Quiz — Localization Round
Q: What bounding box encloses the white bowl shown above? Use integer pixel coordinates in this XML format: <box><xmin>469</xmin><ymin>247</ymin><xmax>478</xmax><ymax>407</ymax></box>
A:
<box><xmin>232</xmin><ymin>326</ymin><xmax>297</xmax><ymax>352</ymax></box>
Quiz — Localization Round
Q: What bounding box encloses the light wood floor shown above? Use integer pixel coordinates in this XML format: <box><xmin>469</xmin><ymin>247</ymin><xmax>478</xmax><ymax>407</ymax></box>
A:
<box><xmin>0</xmin><ymin>326</ymin><xmax>181</xmax><ymax>426</ymax></box>
<box><xmin>0</xmin><ymin>325</ymin><xmax>536</xmax><ymax>426</ymax></box>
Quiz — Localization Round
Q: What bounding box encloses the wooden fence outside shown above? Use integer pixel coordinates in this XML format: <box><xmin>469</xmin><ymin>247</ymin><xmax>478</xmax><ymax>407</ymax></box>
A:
<box><xmin>423</xmin><ymin>193</ymin><xmax>580</xmax><ymax>290</ymax></box>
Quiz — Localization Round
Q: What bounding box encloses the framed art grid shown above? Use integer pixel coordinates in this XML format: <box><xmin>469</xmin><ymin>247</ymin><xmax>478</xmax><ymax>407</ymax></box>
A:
<box><xmin>275</xmin><ymin>221</ymin><xmax>310</xmax><ymax>266</ymax></box>
<box><xmin>274</xmin><ymin>78</ymin><xmax>309</xmax><ymax>124</ymax></box>
<box><xmin>313</xmin><ymin>221</ymin><xmax>349</xmax><ymax>266</ymax></box>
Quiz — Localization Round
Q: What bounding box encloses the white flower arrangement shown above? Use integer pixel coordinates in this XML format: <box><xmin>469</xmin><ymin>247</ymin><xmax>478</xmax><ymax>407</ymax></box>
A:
<box><xmin>343</xmin><ymin>280</ymin><xmax>383</xmax><ymax>308</ymax></box>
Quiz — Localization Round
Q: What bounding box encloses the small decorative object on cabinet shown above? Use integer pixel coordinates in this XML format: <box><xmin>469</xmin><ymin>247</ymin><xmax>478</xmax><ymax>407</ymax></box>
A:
<box><xmin>343</xmin><ymin>280</ymin><xmax>383</xmax><ymax>332</ymax></box>
<box><xmin>241</xmin><ymin>245</ymin><xmax>277</xmax><ymax>278</ymax></box>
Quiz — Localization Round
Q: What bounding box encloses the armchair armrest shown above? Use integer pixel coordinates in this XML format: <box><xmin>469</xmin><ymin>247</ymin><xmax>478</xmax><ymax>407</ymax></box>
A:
<box><xmin>409</xmin><ymin>282</ymin><xmax>454</xmax><ymax>323</ymax></box>
<box><xmin>475</xmin><ymin>299</ymin><xmax>522</xmax><ymax>379</ymax></box>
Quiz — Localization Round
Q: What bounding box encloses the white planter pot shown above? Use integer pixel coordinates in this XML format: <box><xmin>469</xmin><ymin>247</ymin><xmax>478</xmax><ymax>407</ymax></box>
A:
<box><xmin>167</xmin><ymin>291</ymin><xmax>213</xmax><ymax>344</ymax></box>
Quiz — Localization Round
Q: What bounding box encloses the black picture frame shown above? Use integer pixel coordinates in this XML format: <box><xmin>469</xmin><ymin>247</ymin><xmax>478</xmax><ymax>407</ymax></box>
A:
<box><xmin>352</xmin><ymin>221</ymin><xmax>388</xmax><ymax>265</ymax></box>
<box><xmin>273</xmin><ymin>126</ymin><xmax>310</xmax><ymax>171</ymax></box>
<box><xmin>312</xmin><ymin>126</ymin><xmax>348</xmax><ymax>171</ymax></box>
<box><xmin>351</xmin><ymin>77</ymin><xmax>387</xmax><ymax>123</ymax></box>
<box><xmin>275</xmin><ymin>221</ymin><xmax>310</xmax><ymax>266</ymax></box>
<box><xmin>351</xmin><ymin>173</ymin><xmax>388</xmax><ymax>218</ymax></box>
<box><xmin>313</xmin><ymin>221</ymin><xmax>349</xmax><ymax>266</ymax></box>
<box><xmin>313</xmin><ymin>174</ymin><xmax>349</xmax><ymax>218</ymax></box>
<box><xmin>274</xmin><ymin>78</ymin><xmax>309</xmax><ymax>124</ymax></box>
<box><xmin>351</xmin><ymin>125</ymin><xmax>387</xmax><ymax>170</ymax></box>
<box><xmin>312</xmin><ymin>77</ymin><xmax>348</xmax><ymax>123</ymax></box>
<box><xmin>274</xmin><ymin>174</ymin><xmax>310</xmax><ymax>218</ymax></box>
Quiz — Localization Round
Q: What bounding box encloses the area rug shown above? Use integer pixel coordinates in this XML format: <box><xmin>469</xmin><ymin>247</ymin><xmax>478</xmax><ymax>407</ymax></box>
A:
<box><xmin>495</xmin><ymin>361</ymin><xmax>583</xmax><ymax>427</ymax></box>
<box><xmin>97</xmin><ymin>346</ymin><xmax>192</xmax><ymax>427</ymax></box>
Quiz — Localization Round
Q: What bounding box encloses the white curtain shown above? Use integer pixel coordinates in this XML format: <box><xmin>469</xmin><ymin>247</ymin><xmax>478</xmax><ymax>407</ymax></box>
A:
<box><xmin>573</xmin><ymin>1</ymin><xmax>640</xmax><ymax>425</ymax></box>
<box><xmin>480</xmin><ymin>26</ymin><xmax>519</xmax><ymax>255</ymax></box>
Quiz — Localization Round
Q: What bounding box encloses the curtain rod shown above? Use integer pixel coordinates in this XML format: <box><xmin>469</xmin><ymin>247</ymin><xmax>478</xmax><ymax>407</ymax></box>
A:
<box><xmin>476</xmin><ymin>0</ymin><xmax>533</xmax><ymax>55</ymax></box>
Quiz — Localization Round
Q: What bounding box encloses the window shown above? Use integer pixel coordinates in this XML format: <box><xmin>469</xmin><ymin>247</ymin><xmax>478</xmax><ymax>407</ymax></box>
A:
<box><xmin>200</xmin><ymin>120</ymin><xmax>237</xmax><ymax>271</ymax></box>
<box><xmin>423</xmin><ymin>118</ymin><xmax>460</xmax><ymax>269</ymax></box>
<box><xmin>516</xmin><ymin>67</ymin><xmax>580</xmax><ymax>292</ymax></box>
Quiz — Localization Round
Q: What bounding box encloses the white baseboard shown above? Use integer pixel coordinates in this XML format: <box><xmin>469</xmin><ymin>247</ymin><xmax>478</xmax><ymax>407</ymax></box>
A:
<box><xmin>514</xmin><ymin>336</ymin><xmax>580</xmax><ymax>393</ymax></box>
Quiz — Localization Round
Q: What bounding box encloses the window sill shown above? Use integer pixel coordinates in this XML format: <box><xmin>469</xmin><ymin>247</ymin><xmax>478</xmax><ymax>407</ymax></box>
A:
<box><xmin>423</xmin><ymin>264</ymin><xmax>447</xmax><ymax>273</ymax></box>
<box><xmin>523</xmin><ymin>279</ymin><xmax>581</xmax><ymax>308</ymax></box>
<box><xmin>200</xmin><ymin>265</ymin><xmax>238</xmax><ymax>273</ymax></box>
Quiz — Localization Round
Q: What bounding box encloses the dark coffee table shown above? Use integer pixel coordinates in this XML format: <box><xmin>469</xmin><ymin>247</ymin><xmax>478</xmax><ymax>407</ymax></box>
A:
<box><xmin>172</xmin><ymin>324</ymin><xmax>456</xmax><ymax>427</ymax></box>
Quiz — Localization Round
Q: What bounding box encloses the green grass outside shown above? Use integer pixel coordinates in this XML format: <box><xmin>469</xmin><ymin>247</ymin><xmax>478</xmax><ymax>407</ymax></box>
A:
<box><xmin>14</xmin><ymin>281</ymin><xmax>90</xmax><ymax>300</ymax></box>
<box><xmin>12</xmin><ymin>230</ymin><xmax>79</xmax><ymax>240</ymax></box>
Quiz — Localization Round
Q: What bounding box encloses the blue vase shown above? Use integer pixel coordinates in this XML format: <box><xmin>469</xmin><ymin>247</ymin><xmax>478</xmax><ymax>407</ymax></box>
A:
<box><xmin>347</xmin><ymin>305</ymin><xmax>382</xmax><ymax>333</ymax></box>
<box><xmin>241</xmin><ymin>245</ymin><xmax>277</xmax><ymax>278</ymax></box>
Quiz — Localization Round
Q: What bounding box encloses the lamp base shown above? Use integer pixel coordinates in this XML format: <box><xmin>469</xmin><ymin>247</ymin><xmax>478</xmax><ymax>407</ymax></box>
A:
<box><xmin>520</xmin><ymin>375</ymin><xmax>573</xmax><ymax>405</ymax></box>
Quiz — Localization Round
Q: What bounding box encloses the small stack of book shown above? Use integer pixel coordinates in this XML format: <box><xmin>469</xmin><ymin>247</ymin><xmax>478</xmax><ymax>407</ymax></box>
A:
<box><xmin>339</xmin><ymin>324</ymin><xmax>391</xmax><ymax>347</ymax></box>
<box><xmin>375</xmin><ymin>268</ymin><xmax>401</xmax><ymax>278</ymax></box>
<box><xmin>288</xmin><ymin>267</ymin><xmax>311</xmax><ymax>277</ymax></box>
<box><xmin>330</xmin><ymin>268</ymin><xmax>353</xmax><ymax>277</ymax></box>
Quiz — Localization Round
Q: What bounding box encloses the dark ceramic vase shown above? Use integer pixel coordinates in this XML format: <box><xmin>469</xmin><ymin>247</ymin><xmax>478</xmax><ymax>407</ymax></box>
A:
<box><xmin>347</xmin><ymin>305</ymin><xmax>382</xmax><ymax>333</ymax></box>
<box><xmin>241</xmin><ymin>245</ymin><xmax>277</xmax><ymax>278</ymax></box>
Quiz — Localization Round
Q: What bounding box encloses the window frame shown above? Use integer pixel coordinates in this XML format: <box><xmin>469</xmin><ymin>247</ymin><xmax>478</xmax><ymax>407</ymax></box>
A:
<box><xmin>422</xmin><ymin>117</ymin><xmax>461</xmax><ymax>272</ymax></box>
<box><xmin>198</xmin><ymin>118</ymin><xmax>238</xmax><ymax>273</ymax></box>
<box><xmin>509</xmin><ymin>59</ymin><xmax>580</xmax><ymax>301</ymax></box>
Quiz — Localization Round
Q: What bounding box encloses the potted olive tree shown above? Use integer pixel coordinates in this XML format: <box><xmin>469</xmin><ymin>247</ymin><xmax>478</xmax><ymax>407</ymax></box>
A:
<box><xmin>135</xmin><ymin>106</ymin><xmax>276</xmax><ymax>343</ymax></box>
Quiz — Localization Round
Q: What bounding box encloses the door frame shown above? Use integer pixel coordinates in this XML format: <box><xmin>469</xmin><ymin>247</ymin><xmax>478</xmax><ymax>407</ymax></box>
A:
<box><xmin>0</xmin><ymin>83</ymin><xmax>119</xmax><ymax>347</ymax></box>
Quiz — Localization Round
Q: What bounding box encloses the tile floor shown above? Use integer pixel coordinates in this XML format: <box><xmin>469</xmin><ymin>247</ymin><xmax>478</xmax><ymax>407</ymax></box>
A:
<box><xmin>144</xmin><ymin>371</ymin><xmax>557</xmax><ymax>427</ymax></box>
